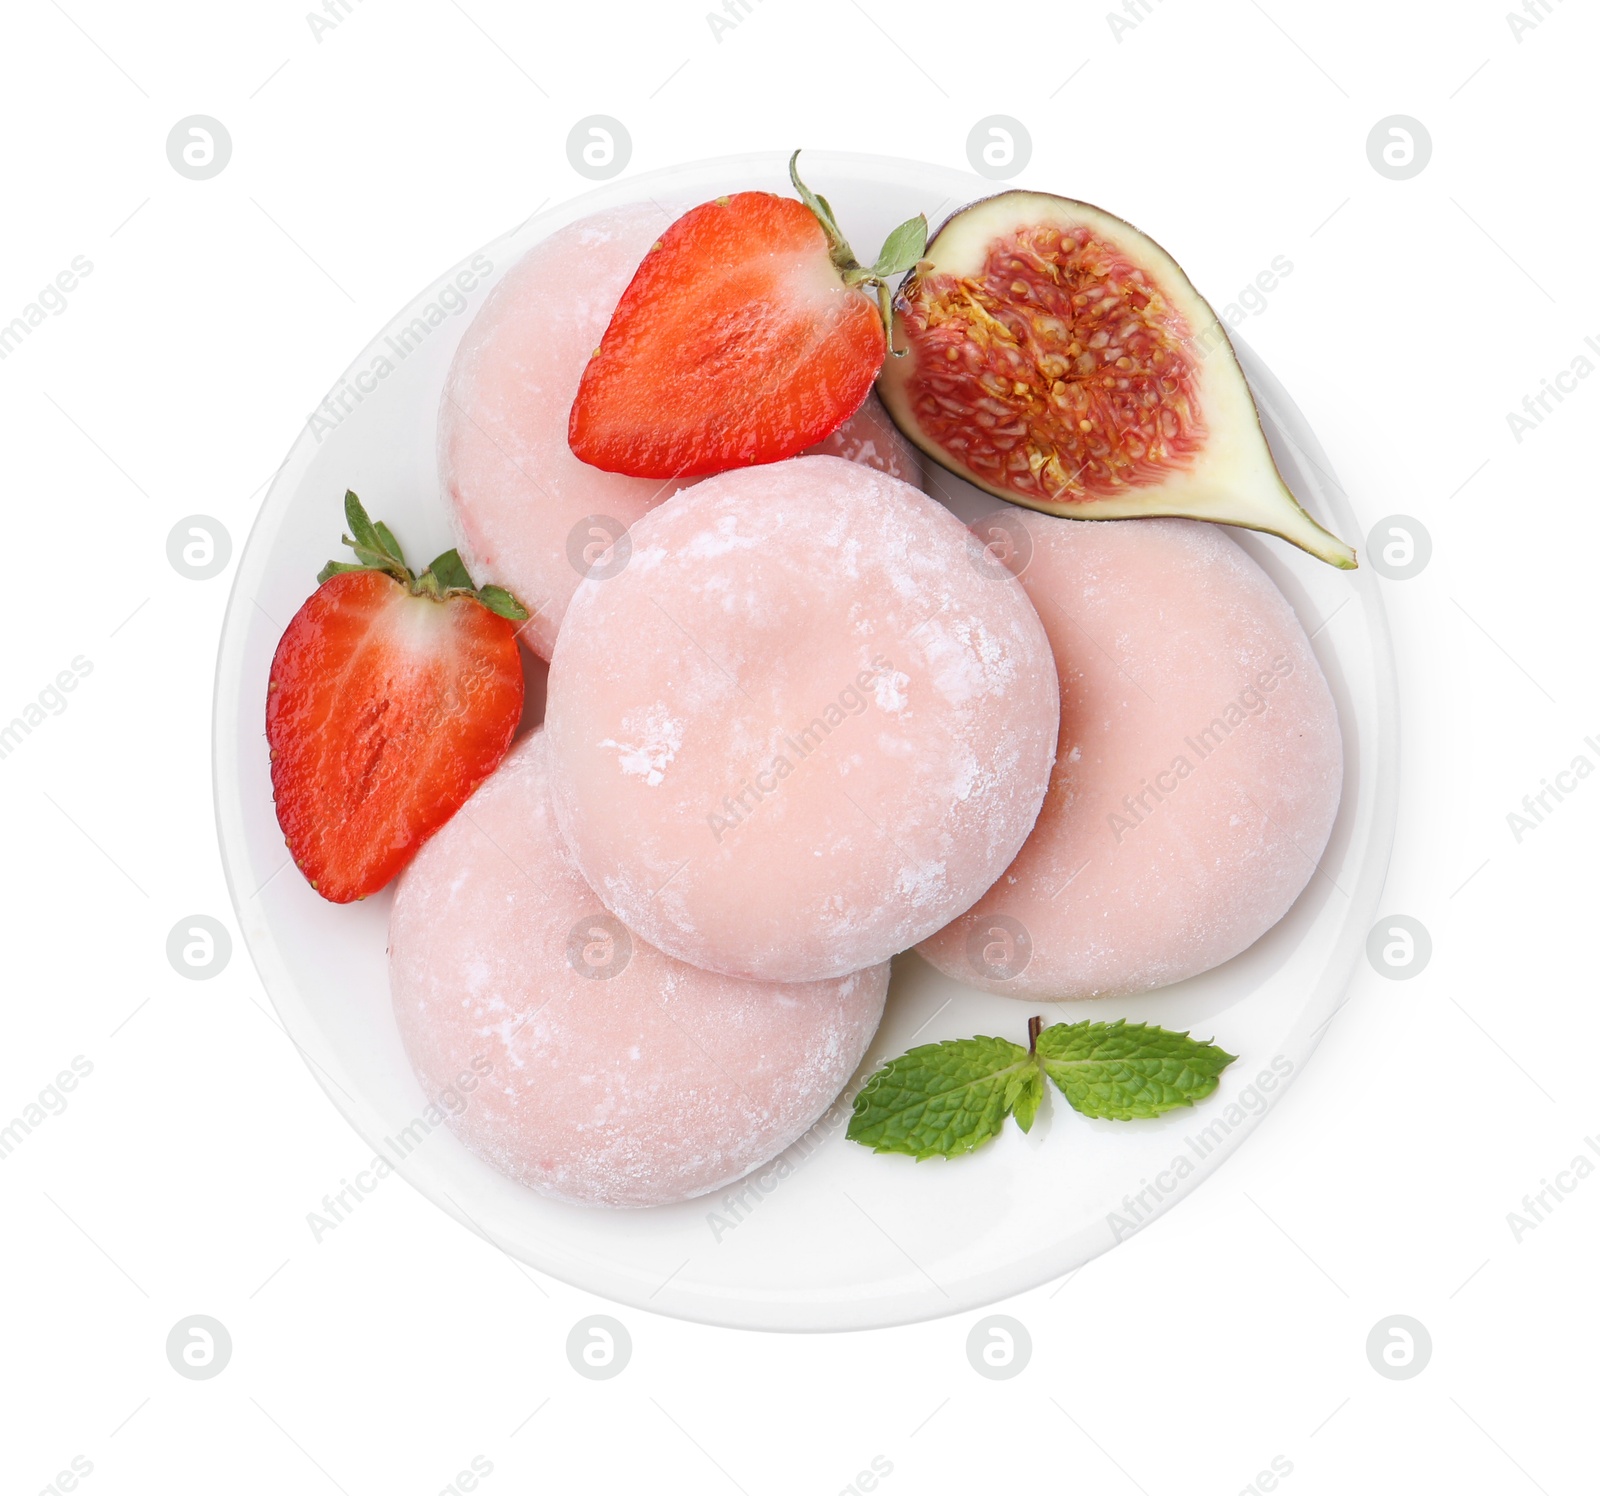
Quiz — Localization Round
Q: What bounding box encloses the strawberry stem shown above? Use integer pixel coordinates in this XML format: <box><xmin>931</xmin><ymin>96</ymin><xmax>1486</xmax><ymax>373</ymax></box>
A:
<box><xmin>318</xmin><ymin>491</ymin><xmax>530</xmax><ymax>620</ymax></box>
<box><xmin>788</xmin><ymin>151</ymin><xmax>858</xmax><ymax>272</ymax></box>
<box><xmin>789</xmin><ymin>151</ymin><xmax>926</xmax><ymax>361</ymax></box>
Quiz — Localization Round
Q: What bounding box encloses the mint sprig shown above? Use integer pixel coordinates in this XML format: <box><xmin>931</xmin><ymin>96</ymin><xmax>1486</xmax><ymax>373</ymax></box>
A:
<box><xmin>317</xmin><ymin>490</ymin><xmax>530</xmax><ymax>621</ymax></box>
<box><xmin>847</xmin><ymin>1017</ymin><xmax>1236</xmax><ymax>1161</ymax></box>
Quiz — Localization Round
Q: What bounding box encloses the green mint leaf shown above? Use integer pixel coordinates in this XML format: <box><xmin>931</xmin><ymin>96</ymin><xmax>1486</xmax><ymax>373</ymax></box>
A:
<box><xmin>873</xmin><ymin>214</ymin><xmax>928</xmax><ymax>280</ymax></box>
<box><xmin>847</xmin><ymin>1035</ymin><xmax>1033</xmax><ymax>1160</ymax></box>
<box><xmin>426</xmin><ymin>548</ymin><xmax>475</xmax><ymax>592</ymax></box>
<box><xmin>476</xmin><ymin>584</ymin><xmax>530</xmax><ymax>622</ymax></box>
<box><xmin>1005</xmin><ymin>1063</ymin><xmax>1045</xmax><ymax>1134</ymax></box>
<box><xmin>1035</xmin><ymin>1020</ymin><xmax>1236</xmax><ymax>1121</ymax></box>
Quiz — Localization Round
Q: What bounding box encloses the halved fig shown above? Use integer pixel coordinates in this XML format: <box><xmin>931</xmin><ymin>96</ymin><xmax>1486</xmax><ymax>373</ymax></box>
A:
<box><xmin>877</xmin><ymin>192</ymin><xmax>1356</xmax><ymax>568</ymax></box>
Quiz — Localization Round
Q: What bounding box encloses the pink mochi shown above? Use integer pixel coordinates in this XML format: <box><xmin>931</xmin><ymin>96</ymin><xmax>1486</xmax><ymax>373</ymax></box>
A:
<box><xmin>917</xmin><ymin>514</ymin><xmax>1343</xmax><ymax>1000</ymax></box>
<box><xmin>389</xmin><ymin>731</ymin><xmax>888</xmax><ymax>1208</ymax></box>
<box><xmin>544</xmin><ymin>455</ymin><xmax>1060</xmax><ymax>984</ymax></box>
<box><xmin>440</xmin><ymin>205</ymin><xmax>920</xmax><ymax>659</ymax></box>
<box><xmin>440</xmin><ymin>204</ymin><xmax>679</xmax><ymax>661</ymax></box>
<box><xmin>806</xmin><ymin>390</ymin><xmax>921</xmax><ymax>486</ymax></box>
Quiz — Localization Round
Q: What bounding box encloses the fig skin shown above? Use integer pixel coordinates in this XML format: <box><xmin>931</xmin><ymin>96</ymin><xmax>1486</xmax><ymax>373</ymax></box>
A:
<box><xmin>876</xmin><ymin>191</ymin><xmax>1357</xmax><ymax>569</ymax></box>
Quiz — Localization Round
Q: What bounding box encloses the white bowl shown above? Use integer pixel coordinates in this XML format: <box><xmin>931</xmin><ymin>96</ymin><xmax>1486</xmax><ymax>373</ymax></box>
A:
<box><xmin>213</xmin><ymin>151</ymin><xmax>1398</xmax><ymax>1332</ymax></box>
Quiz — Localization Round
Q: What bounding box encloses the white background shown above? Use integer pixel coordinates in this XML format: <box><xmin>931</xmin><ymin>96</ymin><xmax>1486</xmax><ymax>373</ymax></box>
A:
<box><xmin>1</xmin><ymin>0</ymin><xmax>1594</xmax><ymax>1492</ymax></box>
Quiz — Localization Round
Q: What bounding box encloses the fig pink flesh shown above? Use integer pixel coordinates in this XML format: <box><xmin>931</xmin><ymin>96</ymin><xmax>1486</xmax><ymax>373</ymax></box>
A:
<box><xmin>544</xmin><ymin>455</ymin><xmax>1059</xmax><ymax>985</ymax></box>
<box><xmin>389</xmin><ymin>731</ymin><xmax>887</xmax><ymax>1209</ymax></box>
<box><xmin>916</xmin><ymin>514</ymin><xmax>1341</xmax><ymax>1000</ymax></box>
<box><xmin>441</xmin><ymin>204</ymin><xmax>920</xmax><ymax>659</ymax></box>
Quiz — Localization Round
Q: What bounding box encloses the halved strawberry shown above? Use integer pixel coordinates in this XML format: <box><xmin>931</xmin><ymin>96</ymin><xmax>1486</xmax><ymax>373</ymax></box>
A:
<box><xmin>266</xmin><ymin>491</ymin><xmax>527</xmax><ymax>903</ymax></box>
<box><xmin>569</xmin><ymin>152</ymin><xmax>927</xmax><ymax>478</ymax></box>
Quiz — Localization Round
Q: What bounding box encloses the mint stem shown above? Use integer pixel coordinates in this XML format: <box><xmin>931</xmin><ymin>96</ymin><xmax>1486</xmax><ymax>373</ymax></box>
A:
<box><xmin>1027</xmin><ymin>1015</ymin><xmax>1042</xmax><ymax>1055</ymax></box>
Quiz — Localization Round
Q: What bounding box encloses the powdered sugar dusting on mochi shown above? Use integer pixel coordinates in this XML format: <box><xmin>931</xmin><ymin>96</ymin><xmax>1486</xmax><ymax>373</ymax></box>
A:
<box><xmin>544</xmin><ymin>455</ymin><xmax>1059</xmax><ymax>983</ymax></box>
<box><xmin>916</xmin><ymin>515</ymin><xmax>1343</xmax><ymax>1001</ymax></box>
<box><xmin>389</xmin><ymin>732</ymin><xmax>887</xmax><ymax>1209</ymax></box>
<box><xmin>874</xmin><ymin>668</ymin><xmax>909</xmax><ymax>712</ymax></box>
<box><xmin>600</xmin><ymin>704</ymin><xmax>683</xmax><ymax>787</ymax></box>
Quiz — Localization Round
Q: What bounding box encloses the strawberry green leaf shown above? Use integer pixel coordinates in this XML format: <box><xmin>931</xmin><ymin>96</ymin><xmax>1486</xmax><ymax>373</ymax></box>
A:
<box><xmin>788</xmin><ymin>150</ymin><xmax>863</xmax><ymax>277</ymax></box>
<box><xmin>372</xmin><ymin>520</ymin><xmax>406</xmax><ymax>568</ymax></box>
<box><xmin>318</xmin><ymin>493</ymin><xmax>529</xmax><ymax>620</ymax></box>
<box><xmin>328</xmin><ymin>491</ymin><xmax>412</xmax><ymax>584</ymax></box>
<box><xmin>343</xmin><ymin>490</ymin><xmax>383</xmax><ymax>556</ymax></box>
<box><xmin>1035</xmin><ymin>1020</ymin><xmax>1236</xmax><ymax>1121</ymax></box>
<box><xmin>345</xmin><ymin>542</ymin><xmax>401</xmax><ymax>572</ymax></box>
<box><xmin>426</xmin><ymin>548</ymin><xmax>475</xmax><ymax>592</ymax></box>
<box><xmin>847</xmin><ymin>1036</ymin><xmax>1034</xmax><ymax>1160</ymax></box>
<box><xmin>788</xmin><ymin>152</ymin><xmax>839</xmax><ymax>238</ymax></box>
<box><xmin>873</xmin><ymin>214</ymin><xmax>928</xmax><ymax>280</ymax></box>
<box><xmin>476</xmin><ymin>584</ymin><xmax>530</xmax><ymax>622</ymax></box>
